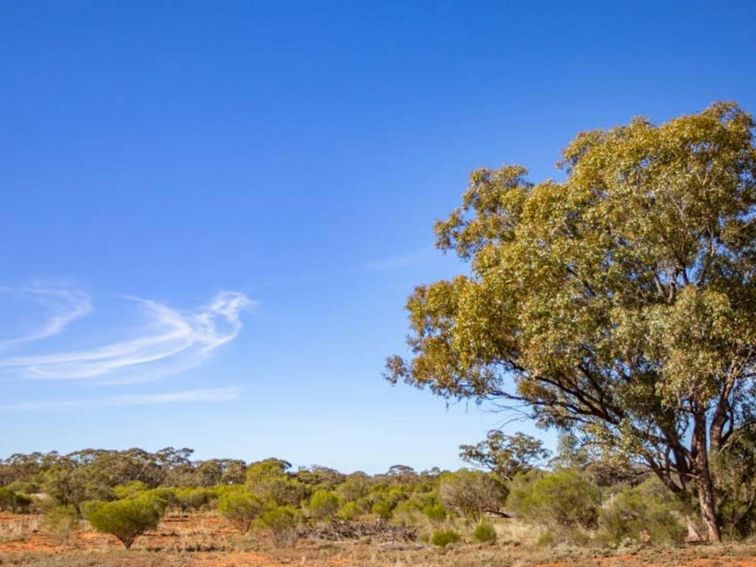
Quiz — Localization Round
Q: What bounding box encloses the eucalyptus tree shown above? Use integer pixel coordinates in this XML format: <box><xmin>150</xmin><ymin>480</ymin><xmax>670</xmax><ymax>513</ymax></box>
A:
<box><xmin>387</xmin><ymin>103</ymin><xmax>755</xmax><ymax>541</ymax></box>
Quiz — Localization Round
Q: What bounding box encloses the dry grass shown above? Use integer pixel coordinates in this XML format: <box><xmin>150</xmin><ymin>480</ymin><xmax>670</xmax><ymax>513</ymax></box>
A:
<box><xmin>0</xmin><ymin>512</ymin><xmax>753</xmax><ymax>567</ymax></box>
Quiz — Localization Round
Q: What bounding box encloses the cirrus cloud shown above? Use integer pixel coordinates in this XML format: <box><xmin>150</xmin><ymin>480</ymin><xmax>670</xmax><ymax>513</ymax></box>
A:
<box><xmin>0</xmin><ymin>286</ymin><xmax>253</xmax><ymax>382</ymax></box>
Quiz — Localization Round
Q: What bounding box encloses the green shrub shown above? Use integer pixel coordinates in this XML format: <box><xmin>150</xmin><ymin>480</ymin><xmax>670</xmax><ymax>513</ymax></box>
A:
<box><xmin>473</xmin><ymin>521</ymin><xmax>497</xmax><ymax>543</ymax></box>
<box><xmin>336</xmin><ymin>501</ymin><xmax>361</xmax><ymax>521</ymax></box>
<box><xmin>85</xmin><ymin>496</ymin><xmax>163</xmax><ymax>549</ymax></box>
<box><xmin>216</xmin><ymin>490</ymin><xmax>263</xmax><ymax>533</ymax></box>
<box><xmin>431</xmin><ymin>529</ymin><xmax>460</xmax><ymax>547</ymax></box>
<box><xmin>0</xmin><ymin>487</ymin><xmax>33</xmax><ymax>513</ymax></box>
<box><xmin>43</xmin><ymin>505</ymin><xmax>80</xmax><ymax>540</ymax></box>
<box><xmin>259</xmin><ymin>505</ymin><xmax>300</xmax><ymax>546</ymax></box>
<box><xmin>113</xmin><ymin>481</ymin><xmax>149</xmax><ymax>500</ymax></box>
<box><xmin>422</xmin><ymin>503</ymin><xmax>447</xmax><ymax>522</ymax></box>
<box><xmin>506</xmin><ymin>470</ymin><xmax>601</xmax><ymax>530</ymax></box>
<box><xmin>174</xmin><ymin>487</ymin><xmax>216</xmax><ymax>511</ymax></box>
<box><xmin>308</xmin><ymin>490</ymin><xmax>340</xmax><ymax>521</ymax></box>
<box><xmin>598</xmin><ymin>480</ymin><xmax>686</xmax><ymax>547</ymax></box>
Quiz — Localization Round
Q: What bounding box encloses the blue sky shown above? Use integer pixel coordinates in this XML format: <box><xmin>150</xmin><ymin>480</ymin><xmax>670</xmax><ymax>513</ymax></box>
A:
<box><xmin>1</xmin><ymin>1</ymin><xmax>755</xmax><ymax>473</ymax></box>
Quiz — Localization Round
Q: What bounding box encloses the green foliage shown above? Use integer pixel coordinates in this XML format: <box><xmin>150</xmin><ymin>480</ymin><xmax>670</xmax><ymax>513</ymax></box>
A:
<box><xmin>259</xmin><ymin>505</ymin><xmax>301</xmax><ymax>546</ymax></box>
<box><xmin>216</xmin><ymin>489</ymin><xmax>263</xmax><ymax>533</ymax></box>
<box><xmin>85</xmin><ymin>496</ymin><xmax>164</xmax><ymax>549</ymax></box>
<box><xmin>113</xmin><ymin>480</ymin><xmax>149</xmax><ymax>499</ymax></box>
<box><xmin>173</xmin><ymin>487</ymin><xmax>216</xmax><ymax>511</ymax></box>
<box><xmin>246</xmin><ymin>459</ymin><xmax>308</xmax><ymax>508</ymax></box>
<box><xmin>598</xmin><ymin>480</ymin><xmax>686</xmax><ymax>547</ymax></box>
<box><xmin>308</xmin><ymin>490</ymin><xmax>340</xmax><ymax>521</ymax></box>
<box><xmin>472</xmin><ymin>521</ymin><xmax>497</xmax><ymax>543</ymax></box>
<box><xmin>507</xmin><ymin>470</ymin><xmax>601</xmax><ymax>530</ymax></box>
<box><xmin>431</xmin><ymin>529</ymin><xmax>460</xmax><ymax>547</ymax></box>
<box><xmin>336</xmin><ymin>501</ymin><xmax>362</xmax><ymax>521</ymax></box>
<box><xmin>0</xmin><ymin>487</ymin><xmax>33</xmax><ymax>513</ymax></box>
<box><xmin>438</xmin><ymin>470</ymin><xmax>507</xmax><ymax>519</ymax></box>
<box><xmin>422</xmin><ymin>502</ymin><xmax>447</xmax><ymax>522</ymax></box>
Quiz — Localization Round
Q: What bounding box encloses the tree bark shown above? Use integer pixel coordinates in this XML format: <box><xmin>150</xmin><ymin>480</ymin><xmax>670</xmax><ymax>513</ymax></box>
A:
<box><xmin>693</xmin><ymin>411</ymin><xmax>721</xmax><ymax>543</ymax></box>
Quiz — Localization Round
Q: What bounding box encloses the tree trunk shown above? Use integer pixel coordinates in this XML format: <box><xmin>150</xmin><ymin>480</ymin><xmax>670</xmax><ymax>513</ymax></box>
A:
<box><xmin>693</xmin><ymin>411</ymin><xmax>721</xmax><ymax>543</ymax></box>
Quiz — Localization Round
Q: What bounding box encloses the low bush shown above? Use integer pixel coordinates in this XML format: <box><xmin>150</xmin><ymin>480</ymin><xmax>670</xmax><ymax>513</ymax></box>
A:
<box><xmin>507</xmin><ymin>469</ymin><xmax>601</xmax><ymax>530</ymax></box>
<box><xmin>174</xmin><ymin>487</ymin><xmax>216</xmax><ymax>511</ymax></box>
<box><xmin>216</xmin><ymin>490</ymin><xmax>263</xmax><ymax>533</ymax></box>
<box><xmin>259</xmin><ymin>505</ymin><xmax>300</xmax><ymax>546</ymax></box>
<box><xmin>473</xmin><ymin>521</ymin><xmax>497</xmax><ymax>543</ymax></box>
<box><xmin>0</xmin><ymin>487</ymin><xmax>33</xmax><ymax>513</ymax></box>
<box><xmin>308</xmin><ymin>490</ymin><xmax>340</xmax><ymax>521</ymax></box>
<box><xmin>85</xmin><ymin>496</ymin><xmax>164</xmax><ymax>549</ymax></box>
<box><xmin>336</xmin><ymin>501</ymin><xmax>361</xmax><ymax>521</ymax></box>
<box><xmin>598</xmin><ymin>480</ymin><xmax>686</xmax><ymax>547</ymax></box>
<box><xmin>431</xmin><ymin>529</ymin><xmax>460</xmax><ymax>547</ymax></box>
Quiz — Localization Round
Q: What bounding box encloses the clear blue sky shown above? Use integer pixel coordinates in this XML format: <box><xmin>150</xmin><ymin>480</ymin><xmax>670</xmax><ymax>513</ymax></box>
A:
<box><xmin>1</xmin><ymin>1</ymin><xmax>754</xmax><ymax>473</ymax></box>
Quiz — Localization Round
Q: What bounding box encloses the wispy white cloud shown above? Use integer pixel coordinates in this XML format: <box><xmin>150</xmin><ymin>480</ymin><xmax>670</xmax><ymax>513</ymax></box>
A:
<box><xmin>0</xmin><ymin>287</ymin><xmax>253</xmax><ymax>381</ymax></box>
<box><xmin>364</xmin><ymin>246</ymin><xmax>438</xmax><ymax>272</ymax></box>
<box><xmin>0</xmin><ymin>387</ymin><xmax>239</xmax><ymax>411</ymax></box>
<box><xmin>0</xmin><ymin>284</ymin><xmax>92</xmax><ymax>348</ymax></box>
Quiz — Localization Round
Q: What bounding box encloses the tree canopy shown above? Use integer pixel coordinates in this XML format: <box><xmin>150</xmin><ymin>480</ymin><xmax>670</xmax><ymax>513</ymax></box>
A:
<box><xmin>387</xmin><ymin>102</ymin><xmax>755</xmax><ymax>542</ymax></box>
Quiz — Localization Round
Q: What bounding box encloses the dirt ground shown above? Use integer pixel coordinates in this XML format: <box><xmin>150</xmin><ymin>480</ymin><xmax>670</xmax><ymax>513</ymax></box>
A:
<box><xmin>0</xmin><ymin>512</ymin><xmax>754</xmax><ymax>567</ymax></box>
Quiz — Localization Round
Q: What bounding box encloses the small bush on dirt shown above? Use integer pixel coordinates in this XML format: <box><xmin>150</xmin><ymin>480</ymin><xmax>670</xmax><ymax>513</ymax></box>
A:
<box><xmin>43</xmin><ymin>505</ymin><xmax>80</xmax><ymax>541</ymax></box>
<box><xmin>598</xmin><ymin>480</ymin><xmax>686</xmax><ymax>547</ymax></box>
<box><xmin>473</xmin><ymin>521</ymin><xmax>497</xmax><ymax>543</ymax></box>
<box><xmin>216</xmin><ymin>490</ymin><xmax>263</xmax><ymax>533</ymax></box>
<box><xmin>259</xmin><ymin>505</ymin><xmax>301</xmax><ymax>546</ymax></box>
<box><xmin>0</xmin><ymin>487</ymin><xmax>33</xmax><ymax>513</ymax></box>
<box><xmin>85</xmin><ymin>496</ymin><xmax>164</xmax><ymax>549</ymax></box>
<box><xmin>309</xmin><ymin>489</ymin><xmax>340</xmax><ymax>521</ymax></box>
<box><xmin>507</xmin><ymin>469</ymin><xmax>601</xmax><ymax>531</ymax></box>
<box><xmin>431</xmin><ymin>529</ymin><xmax>460</xmax><ymax>547</ymax></box>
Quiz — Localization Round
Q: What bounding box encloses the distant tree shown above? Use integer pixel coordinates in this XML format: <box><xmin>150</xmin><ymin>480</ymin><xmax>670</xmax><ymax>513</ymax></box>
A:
<box><xmin>387</xmin><ymin>103</ymin><xmax>756</xmax><ymax>542</ymax></box>
<box><xmin>460</xmin><ymin>430</ymin><xmax>549</xmax><ymax>479</ymax></box>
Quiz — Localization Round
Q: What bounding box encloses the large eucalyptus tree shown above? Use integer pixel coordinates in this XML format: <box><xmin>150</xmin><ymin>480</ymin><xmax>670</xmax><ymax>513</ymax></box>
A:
<box><xmin>387</xmin><ymin>103</ymin><xmax>755</xmax><ymax>541</ymax></box>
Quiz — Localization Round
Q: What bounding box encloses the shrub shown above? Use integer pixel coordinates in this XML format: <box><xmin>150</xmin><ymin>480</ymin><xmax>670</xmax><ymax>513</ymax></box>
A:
<box><xmin>216</xmin><ymin>490</ymin><xmax>263</xmax><ymax>533</ymax></box>
<box><xmin>431</xmin><ymin>529</ymin><xmax>460</xmax><ymax>547</ymax></box>
<box><xmin>174</xmin><ymin>487</ymin><xmax>216</xmax><ymax>512</ymax></box>
<box><xmin>422</xmin><ymin>503</ymin><xmax>447</xmax><ymax>523</ymax></box>
<box><xmin>85</xmin><ymin>496</ymin><xmax>163</xmax><ymax>549</ymax></box>
<box><xmin>43</xmin><ymin>505</ymin><xmax>80</xmax><ymax>541</ymax></box>
<box><xmin>0</xmin><ymin>487</ymin><xmax>33</xmax><ymax>513</ymax></box>
<box><xmin>598</xmin><ymin>480</ymin><xmax>686</xmax><ymax>547</ymax></box>
<box><xmin>259</xmin><ymin>505</ymin><xmax>300</xmax><ymax>546</ymax></box>
<box><xmin>473</xmin><ymin>521</ymin><xmax>497</xmax><ymax>543</ymax></box>
<box><xmin>506</xmin><ymin>469</ymin><xmax>601</xmax><ymax>530</ymax></box>
<box><xmin>113</xmin><ymin>481</ymin><xmax>149</xmax><ymax>500</ymax></box>
<box><xmin>308</xmin><ymin>490</ymin><xmax>340</xmax><ymax>521</ymax></box>
<box><xmin>439</xmin><ymin>470</ymin><xmax>507</xmax><ymax>519</ymax></box>
<box><xmin>336</xmin><ymin>501</ymin><xmax>361</xmax><ymax>521</ymax></box>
